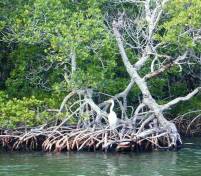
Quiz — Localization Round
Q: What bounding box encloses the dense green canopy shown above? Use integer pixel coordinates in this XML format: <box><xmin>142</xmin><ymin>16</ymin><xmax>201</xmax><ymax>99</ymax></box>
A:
<box><xmin>0</xmin><ymin>0</ymin><xmax>201</xmax><ymax>128</ymax></box>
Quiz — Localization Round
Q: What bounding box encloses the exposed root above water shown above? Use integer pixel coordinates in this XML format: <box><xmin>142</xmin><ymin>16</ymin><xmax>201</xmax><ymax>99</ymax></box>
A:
<box><xmin>0</xmin><ymin>89</ymin><xmax>184</xmax><ymax>152</ymax></box>
<box><xmin>174</xmin><ymin>110</ymin><xmax>201</xmax><ymax>136</ymax></box>
<box><xmin>0</xmin><ymin>124</ymin><xmax>182</xmax><ymax>152</ymax></box>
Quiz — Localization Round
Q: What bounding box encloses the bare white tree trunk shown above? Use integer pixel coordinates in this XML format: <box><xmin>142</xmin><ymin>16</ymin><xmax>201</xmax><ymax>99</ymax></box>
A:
<box><xmin>111</xmin><ymin>0</ymin><xmax>201</xmax><ymax>147</ymax></box>
<box><xmin>52</xmin><ymin>0</ymin><xmax>201</xmax><ymax>151</ymax></box>
<box><xmin>113</xmin><ymin>21</ymin><xmax>180</xmax><ymax>146</ymax></box>
<box><xmin>70</xmin><ymin>48</ymin><xmax>76</xmax><ymax>75</ymax></box>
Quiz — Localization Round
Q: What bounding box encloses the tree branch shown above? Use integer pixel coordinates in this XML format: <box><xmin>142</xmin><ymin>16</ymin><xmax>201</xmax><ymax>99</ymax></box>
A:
<box><xmin>71</xmin><ymin>48</ymin><xmax>76</xmax><ymax>74</ymax></box>
<box><xmin>115</xmin><ymin>79</ymin><xmax>135</xmax><ymax>98</ymax></box>
<box><xmin>112</xmin><ymin>21</ymin><xmax>134</xmax><ymax>76</ymax></box>
<box><xmin>161</xmin><ymin>87</ymin><xmax>201</xmax><ymax>111</ymax></box>
<box><xmin>144</xmin><ymin>62</ymin><xmax>172</xmax><ymax>80</ymax></box>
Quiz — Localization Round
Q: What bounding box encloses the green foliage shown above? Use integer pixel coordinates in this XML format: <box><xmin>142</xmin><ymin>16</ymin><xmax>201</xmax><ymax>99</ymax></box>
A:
<box><xmin>0</xmin><ymin>94</ymin><xmax>43</xmax><ymax>128</ymax></box>
<box><xmin>170</xmin><ymin>95</ymin><xmax>201</xmax><ymax>117</ymax></box>
<box><xmin>2</xmin><ymin>0</ymin><xmax>119</xmax><ymax>93</ymax></box>
<box><xmin>155</xmin><ymin>0</ymin><xmax>201</xmax><ymax>51</ymax></box>
<box><xmin>0</xmin><ymin>90</ymin><xmax>68</xmax><ymax>128</ymax></box>
<box><xmin>0</xmin><ymin>0</ymin><xmax>201</xmax><ymax>128</ymax></box>
<box><xmin>0</xmin><ymin>0</ymin><xmax>127</xmax><ymax>128</ymax></box>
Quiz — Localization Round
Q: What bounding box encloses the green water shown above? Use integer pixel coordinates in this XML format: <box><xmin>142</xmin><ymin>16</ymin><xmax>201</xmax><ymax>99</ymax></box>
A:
<box><xmin>0</xmin><ymin>138</ymin><xmax>201</xmax><ymax>176</ymax></box>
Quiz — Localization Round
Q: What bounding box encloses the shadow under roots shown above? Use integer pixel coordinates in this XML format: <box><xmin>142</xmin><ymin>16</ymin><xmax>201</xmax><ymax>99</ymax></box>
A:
<box><xmin>0</xmin><ymin>126</ymin><xmax>182</xmax><ymax>153</ymax></box>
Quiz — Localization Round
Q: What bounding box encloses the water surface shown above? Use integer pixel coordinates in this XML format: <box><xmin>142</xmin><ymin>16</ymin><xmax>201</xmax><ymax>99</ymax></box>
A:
<box><xmin>0</xmin><ymin>138</ymin><xmax>201</xmax><ymax>176</ymax></box>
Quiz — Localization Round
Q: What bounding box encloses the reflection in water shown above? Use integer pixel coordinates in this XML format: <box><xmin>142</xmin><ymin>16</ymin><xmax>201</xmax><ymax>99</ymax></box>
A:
<box><xmin>0</xmin><ymin>138</ymin><xmax>201</xmax><ymax>176</ymax></box>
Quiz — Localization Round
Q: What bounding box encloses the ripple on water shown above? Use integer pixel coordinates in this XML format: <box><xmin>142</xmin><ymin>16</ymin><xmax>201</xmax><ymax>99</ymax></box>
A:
<box><xmin>0</xmin><ymin>139</ymin><xmax>201</xmax><ymax>176</ymax></box>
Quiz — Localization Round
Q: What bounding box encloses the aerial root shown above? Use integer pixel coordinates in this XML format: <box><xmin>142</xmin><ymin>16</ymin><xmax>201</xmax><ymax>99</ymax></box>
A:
<box><xmin>0</xmin><ymin>125</ymin><xmax>181</xmax><ymax>152</ymax></box>
<box><xmin>0</xmin><ymin>90</ymin><xmax>182</xmax><ymax>152</ymax></box>
<box><xmin>173</xmin><ymin>110</ymin><xmax>201</xmax><ymax>136</ymax></box>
